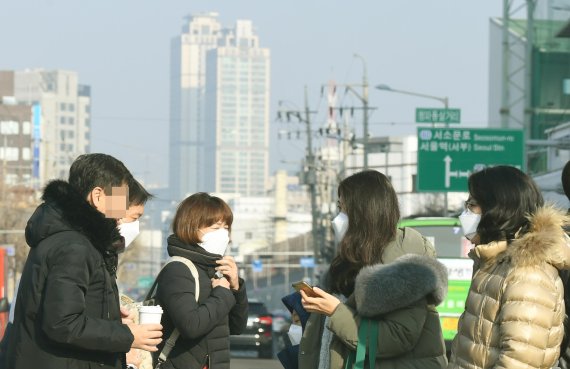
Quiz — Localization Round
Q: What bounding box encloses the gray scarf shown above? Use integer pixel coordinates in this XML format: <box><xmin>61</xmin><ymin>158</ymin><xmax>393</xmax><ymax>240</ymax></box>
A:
<box><xmin>318</xmin><ymin>294</ymin><xmax>347</xmax><ymax>369</ymax></box>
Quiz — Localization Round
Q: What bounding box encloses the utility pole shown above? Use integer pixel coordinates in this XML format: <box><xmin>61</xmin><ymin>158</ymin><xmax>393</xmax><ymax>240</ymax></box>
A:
<box><xmin>342</xmin><ymin>54</ymin><xmax>371</xmax><ymax>169</ymax></box>
<box><xmin>304</xmin><ymin>86</ymin><xmax>320</xmax><ymax>280</ymax></box>
<box><xmin>276</xmin><ymin>88</ymin><xmax>320</xmax><ymax>281</ymax></box>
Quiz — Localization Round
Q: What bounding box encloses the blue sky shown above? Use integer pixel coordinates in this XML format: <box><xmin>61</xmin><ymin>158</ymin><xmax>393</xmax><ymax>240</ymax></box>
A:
<box><xmin>1</xmin><ymin>1</ymin><xmax>503</xmax><ymax>188</ymax></box>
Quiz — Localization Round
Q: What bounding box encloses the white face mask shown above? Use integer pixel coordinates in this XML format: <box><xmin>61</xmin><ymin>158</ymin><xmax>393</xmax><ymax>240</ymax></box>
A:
<box><xmin>332</xmin><ymin>212</ymin><xmax>349</xmax><ymax>243</ymax></box>
<box><xmin>459</xmin><ymin>209</ymin><xmax>481</xmax><ymax>241</ymax></box>
<box><xmin>287</xmin><ymin>323</ymin><xmax>302</xmax><ymax>346</ymax></box>
<box><xmin>118</xmin><ymin>220</ymin><xmax>140</xmax><ymax>249</ymax></box>
<box><xmin>199</xmin><ymin>228</ymin><xmax>230</xmax><ymax>256</ymax></box>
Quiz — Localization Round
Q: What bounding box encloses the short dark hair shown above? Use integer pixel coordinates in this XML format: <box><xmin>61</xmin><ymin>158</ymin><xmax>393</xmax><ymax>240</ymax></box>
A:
<box><xmin>172</xmin><ymin>192</ymin><xmax>233</xmax><ymax>244</ymax></box>
<box><xmin>562</xmin><ymin>160</ymin><xmax>570</xmax><ymax>200</ymax></box>
<box><xmin>328</xmin><ymin>170</ymin><xmax>400</xmax><ymax>296</ymax></box>
<box><xmin>469</xmin><ymin>165</ymin><xmax>543</xmax><ymax>244</ymax></box>
<box><xmin>128</xmin><ymin>176</ymin><xmax>154</xmax><ymax>206</ymax></box>
<box><xmin>69</xmin><ymin>153</ymin><xmax>131</xmax><ymax>199</ymax></box>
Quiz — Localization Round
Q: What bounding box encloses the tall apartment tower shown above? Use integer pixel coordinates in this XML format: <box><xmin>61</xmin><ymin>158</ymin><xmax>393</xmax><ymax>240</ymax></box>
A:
<box><xmin>12</xmin><ymin>69</ymin><xmax>91</xmax><ymax>182</ymax></box>
<box><xmin>170</xmin><ymin>14</ymin><xmax>270</xmax><ymax>201</ymax></box>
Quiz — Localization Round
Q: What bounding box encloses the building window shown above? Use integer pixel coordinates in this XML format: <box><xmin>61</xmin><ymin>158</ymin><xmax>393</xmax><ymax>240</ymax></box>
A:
<box><xmin>68</xmin><ymin>103</ymin><xmax>75</xmax><ymax>112</ymax></box>
<box><xmin>22</xmin><ymin>147</ymin><xmax>31</xmax><ymax>160</ymax></box>
<box><xmin>22</xmin><ymin>121</ymin><xmax>31</xmax><ymax>135</ymax></box>
<box><xmin>0</xmin><ymin>147</ymin><xmax>19</xmax><ymax>161</ymax></box>
<box><xmin>245</xmin><ymin>232</ymin><xmax>253</xmax><ymax>240</ymax></box>
<box><xmin>60</xmin><ymin>103</ymin><xmax>66</xmax><ymax>111</ymax></box>
<box><xmin>0</xmin><ymin>121</ymin><xmax>19</xmax><ymax>135</ymax></box>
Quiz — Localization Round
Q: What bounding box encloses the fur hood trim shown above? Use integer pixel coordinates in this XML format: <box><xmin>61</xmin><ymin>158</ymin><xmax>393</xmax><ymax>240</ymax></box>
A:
<box><xmin>26</xmin><ymin>180</ymin><xmax>121</xmax><ymax>255</ymax></box>
<box><xmin>505</xmin><ymin>205</ymin><xmax>570</xmax><ymax>269</ymax></box>
<box><xmin>353</xmin><ymin>254</ymin><xmax>448</xmax><ymax>318</ymax></box>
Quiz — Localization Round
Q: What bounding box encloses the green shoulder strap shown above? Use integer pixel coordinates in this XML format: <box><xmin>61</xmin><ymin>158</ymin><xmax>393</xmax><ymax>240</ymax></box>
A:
<box><xmin>344</xmin><ymin>318</ymin><xmax>379</xmax><ymax>369</ymax></box>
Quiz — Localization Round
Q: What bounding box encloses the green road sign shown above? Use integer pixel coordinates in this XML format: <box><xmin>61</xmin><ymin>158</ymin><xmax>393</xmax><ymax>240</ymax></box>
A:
<box><xmin>416</xmin><ymin>108</ymin><xmax>461</xmax><ymax>124</ymax></box>
<box><xmin>417</xmin><ymin>127</ymin><xmax>524</xmax><ymax>192</ymax></box>
<box><xmin>436</xmin><ymin>258</ymin><xmax>472</xmax><ymax>341</ymax></box>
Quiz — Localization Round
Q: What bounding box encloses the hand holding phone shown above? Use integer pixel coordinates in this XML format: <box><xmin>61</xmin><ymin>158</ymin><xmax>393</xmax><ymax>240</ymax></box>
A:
<box><xmin>292</xmin><ymin>281</ymin><xmax>318</xmax><ymax>297</ymax></box>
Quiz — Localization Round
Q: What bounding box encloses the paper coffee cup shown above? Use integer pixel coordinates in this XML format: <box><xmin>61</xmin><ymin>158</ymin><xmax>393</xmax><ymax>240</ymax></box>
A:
<box><xmin>138</xmin><ymin>305</ymin><xmax>163</xmax><ymax>324</ymax></box>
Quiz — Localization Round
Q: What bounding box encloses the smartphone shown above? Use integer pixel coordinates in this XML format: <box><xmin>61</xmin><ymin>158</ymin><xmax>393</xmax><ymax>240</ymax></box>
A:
<box><xmin>292</xmin><ymin>281</ymin><xmax>318</xmax><ymax>297</ymax></box>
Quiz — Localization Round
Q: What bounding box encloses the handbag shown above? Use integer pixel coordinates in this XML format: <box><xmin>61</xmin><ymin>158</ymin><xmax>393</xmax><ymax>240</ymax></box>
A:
<box><xmin>122</xmin><ymin>256</ymin><xmax>200</xmax><ymax>369</ymax></box>
<box><xmin>344</xmin><ymin>318</ymin><xmax>378</xmax><ymax>369</ymax></box>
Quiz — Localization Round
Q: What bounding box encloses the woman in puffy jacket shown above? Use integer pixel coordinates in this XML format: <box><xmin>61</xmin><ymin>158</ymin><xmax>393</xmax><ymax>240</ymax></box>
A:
<box><xmin>153</xmin><ymin>193</ymin><xmax>248</xmax><ymax>369</ymax></box>
<box><xmin>298</xmin><ymin>170</ymin><xmax>448</xmax><ymax>369</ymax></box>
<box><xmin>448</xmin><ymin>165</ymin><xmax>570</xmax><ymax>369</ymax></box>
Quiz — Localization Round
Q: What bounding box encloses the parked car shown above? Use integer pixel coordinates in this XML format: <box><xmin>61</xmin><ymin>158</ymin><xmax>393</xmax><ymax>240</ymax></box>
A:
<box><xmin>230</xmin><ymin>300</ymin><xmax>273</xmax><ymax>358</ymax></box>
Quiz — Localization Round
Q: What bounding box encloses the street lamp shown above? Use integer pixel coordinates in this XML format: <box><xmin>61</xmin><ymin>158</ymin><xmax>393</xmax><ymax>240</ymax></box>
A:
<box><xmin>375</xmin><ymin>84</ymin><xmax>450</xmax><ymax>216</ymax></box>
<box><xmin>375</xmin><ymin>84</ymin><xmax>449</xmax><ymax>110</ymax></box>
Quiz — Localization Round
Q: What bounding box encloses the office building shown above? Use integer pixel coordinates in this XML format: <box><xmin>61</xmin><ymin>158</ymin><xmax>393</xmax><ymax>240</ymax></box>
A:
<box><xmin>8</xmin><ymin>69</ymin><xmax>91</xmax><ymax>183</ymax></box>
<box><xmin>170</xmin><ymin>13</ymin><xmax>270</xmax><ymax>200</ymax></box>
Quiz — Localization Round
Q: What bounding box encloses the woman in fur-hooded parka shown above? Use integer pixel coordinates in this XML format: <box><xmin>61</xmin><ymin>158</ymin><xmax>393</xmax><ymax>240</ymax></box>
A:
<box><xmin>447</xmin><ymin>206</ymin><xmax>570</xmax><ymax>369</ymax></box>
<box><xmin>299</xmin><ymin>228</ymin><xmax>448</xmax><ymax>369</ymax></box>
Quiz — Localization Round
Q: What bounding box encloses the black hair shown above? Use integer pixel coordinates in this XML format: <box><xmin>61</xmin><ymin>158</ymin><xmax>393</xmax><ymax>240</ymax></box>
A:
<box><xmin>328</xmin><ymin>170</ymin><xmax>400</xmax><ymax>296</ymax></box>
<box><xmin>68</xmin><ymin>153</ymin><xmax>131</xmax><ymax>199</ymax></box>
<box><xmin>128</xmin><ymin>176</ymin><xmax>154</xmax><ymax>206</ymax></box>
<box><xmin>562</xmin><ymin>160</ymin><xmax>570</xmax><ymax>201</ymax></box>
<box><xmin>469</xmin><ymin>165</ymin><xmax>543</xmax><ymax>244</ymax></box>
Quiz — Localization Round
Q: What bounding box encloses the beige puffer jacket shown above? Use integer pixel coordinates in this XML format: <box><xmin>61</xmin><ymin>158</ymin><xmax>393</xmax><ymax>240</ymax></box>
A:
<box><xmin>447</xmin><ymin>206</ymin><xmax>570</xmax><ymax>369</ymax></box>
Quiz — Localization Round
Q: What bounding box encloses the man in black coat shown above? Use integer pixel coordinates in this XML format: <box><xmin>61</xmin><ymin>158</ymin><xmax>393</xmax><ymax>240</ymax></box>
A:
<box><xmin>5</xmin><ymin>153</ymin><xmax>163</xmax><ymax>369</ymax></box>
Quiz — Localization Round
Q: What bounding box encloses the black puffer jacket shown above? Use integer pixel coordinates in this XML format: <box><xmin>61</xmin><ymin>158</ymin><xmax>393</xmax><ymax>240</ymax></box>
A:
<box><xmin>5</xmin><ymin>180</ymin><xmax>133</xmax><ymax>369</ymax></box>
<box><xmin>153</xmin><ymin>235</ymin><xmax>248</xmax><ymax>369</ymax></box>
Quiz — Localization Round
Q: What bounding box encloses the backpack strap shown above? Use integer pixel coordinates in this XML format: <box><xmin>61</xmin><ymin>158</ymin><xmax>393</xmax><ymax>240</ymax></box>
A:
<box><xmin>344</xmin><ymin>318</ymin><xmax>378</xmax><ymax>369</ymax></box>
<box><xmin>156</xmin><ymin>256</ymin><xmax>200</xmax><ymax>366</ymax></box>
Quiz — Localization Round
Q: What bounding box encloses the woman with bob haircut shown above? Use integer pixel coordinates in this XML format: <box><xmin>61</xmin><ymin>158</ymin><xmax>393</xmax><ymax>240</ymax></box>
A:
<box><xmin>298</xmin><ymin>170</ymin><xmax>448</xmax><ymax>369</ymax></box>
<box><xmin>153</xmin><ymin>192</ymin><xmax>248</xmax><ymax>369</ymax></box>
<box><xmin>448</xmin><ymin>165</ymin><xmax>570</xmax><ymax>368</ymax></box>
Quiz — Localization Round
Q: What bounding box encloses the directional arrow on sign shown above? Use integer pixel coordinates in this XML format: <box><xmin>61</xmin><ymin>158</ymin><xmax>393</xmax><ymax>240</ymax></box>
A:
<box><xmin>444</xmin><ymin>156</ymin><xmax>470</xmax><ymax>188</ymax></box>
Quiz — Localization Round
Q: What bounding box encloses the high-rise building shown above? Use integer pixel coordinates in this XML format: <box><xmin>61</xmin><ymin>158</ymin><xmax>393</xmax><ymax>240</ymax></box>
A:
<box><xmin>10</xmin><ymin>69</ymin><xmax>91</xmax><ymax>182</ymax></box>
<box><xmin>170</xmin><ymin>13</ymin><xmax>270</xmax><ymax>201</ymax></box>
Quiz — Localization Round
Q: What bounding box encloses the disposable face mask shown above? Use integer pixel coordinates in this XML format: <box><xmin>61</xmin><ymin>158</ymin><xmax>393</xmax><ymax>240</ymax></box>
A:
<box><xmin>459</xmin><ymin>209</ymin><xmax>481</xmax><ymax>241</ymax></box>
<box><xmin>332</xmin><ymin>212</ymin><xmax>349</xmax><ymax>243</ymax></box>
<box><xmin>199</xmin><ymin>229</ymin><xmax>230</xmax><ymax>256</ymax></box>
<box><xmin>287</xmin><ymin>323</ymin><xmax>302</xmax><ymax>346</ymax></box>
<box><xmin>118</xmin><ymin>220</ymin><xmax>140</xmax><ymax>249</ymax></box>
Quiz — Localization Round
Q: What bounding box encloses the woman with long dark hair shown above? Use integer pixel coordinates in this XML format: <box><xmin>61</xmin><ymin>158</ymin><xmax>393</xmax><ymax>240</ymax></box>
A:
<box><xmin>298</xmin><ymin>170</ymin><xmax>448</xmax><ymax>369</ymax></box>
<box><xmin>448</xmin><ymin>165</ymin><xmax>570</xmax><ymax>368</ymax></box>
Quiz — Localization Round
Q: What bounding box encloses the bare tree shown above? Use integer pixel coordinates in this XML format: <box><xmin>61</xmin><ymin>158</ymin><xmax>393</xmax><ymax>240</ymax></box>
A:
<box><xmin>0</xmin><ymin>183</ymin><xmax>40</xmax><ymax>298</ymax></box>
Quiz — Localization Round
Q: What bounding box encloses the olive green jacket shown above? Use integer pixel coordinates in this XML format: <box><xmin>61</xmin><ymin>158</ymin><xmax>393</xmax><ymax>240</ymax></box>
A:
<box><xmin>299</xmin><ymin>227</ymin><xmax>448</xmax><ymax>369</ymax></box>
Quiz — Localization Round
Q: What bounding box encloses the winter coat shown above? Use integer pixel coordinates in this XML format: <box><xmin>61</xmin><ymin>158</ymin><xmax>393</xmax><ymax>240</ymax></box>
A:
<box><xmin>447</xmin><ymin>206</ymin><xmax>570</xmax><ymax>369</ymax></box>
<box><xmin>5</xmin><ymin>180</ymin><xmax>133</xmax><ymax>369</ymax></box>
<box><xmin>277</xmin><ymin>292</ymin><xmax>311</xmax><ymax>369</ymax></box>
<box><xmin>299</xmin><ymin>227</ymin><xmax>448</xmax><ymax>369</ymax></box>
<box><xmin>152</xmin><ymin>235</ymin><xmax>248</xmax><ymax>369</ymax></box>
<box><xmin>555</xmin><ymin>210</ymin><xmax>570</xmax><ymax>369</ymax></box>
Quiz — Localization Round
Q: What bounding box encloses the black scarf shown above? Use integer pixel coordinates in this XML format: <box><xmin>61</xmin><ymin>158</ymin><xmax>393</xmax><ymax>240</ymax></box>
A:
<box><xmin>166</xmin><ymin>234</ymin><xmax>221</xmax><ymax>279</ymax></box>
